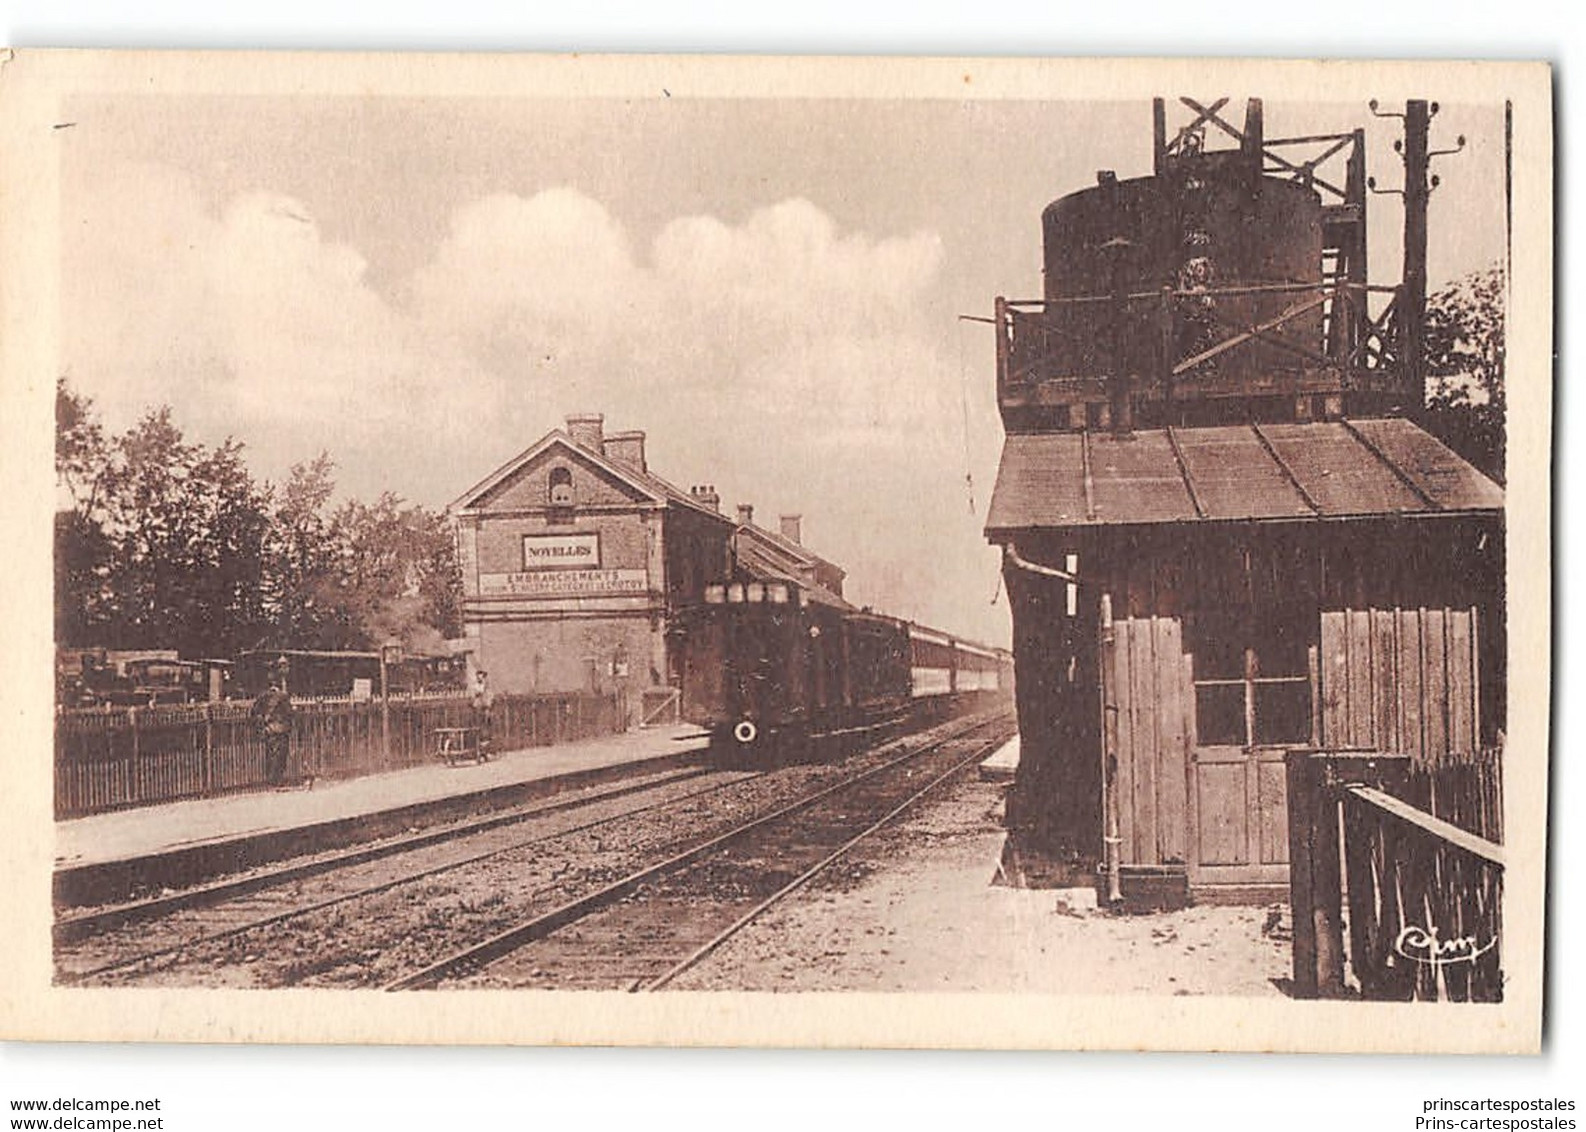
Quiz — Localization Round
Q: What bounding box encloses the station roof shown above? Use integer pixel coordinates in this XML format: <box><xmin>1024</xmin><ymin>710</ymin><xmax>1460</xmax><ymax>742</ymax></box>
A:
<box><xmin>734</xmin><ymin>539</ymin><xmax>854</xmax><ymax>611</ymax></box>
<box><xmin>449</xmin><ymin>429</ymin><xmax>733</xmax><ymax>524</ymax></box>
<box><xmin>984</xmin><ymin>418</ymin><xmax>1503</xmax><ymax>536</ymax></box>
<box><xmin>734</xmin><ymin>520</ymin><xmax>846</xmax><ymax>586</ymax></box>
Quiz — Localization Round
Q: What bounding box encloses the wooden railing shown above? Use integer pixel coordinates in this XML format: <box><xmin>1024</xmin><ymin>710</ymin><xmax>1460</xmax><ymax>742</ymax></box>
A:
<box><xmin>1287</xmin><ymin>749</ymin><xmax>1504</xmax><ymax>1002</ymax></box>
<box><xmin>640</xmin><ymin>687</ymin><xmax>681</xmax><ymax>728</ymax></box>
<box><xmin>55</xmin><ymin>691</ymin><xmax>624</xmax><ymax>819</ymax></box>
<box><xmin>996</xmin><ymin>279</ymin><xmax>1407</xmax><ymax>411</ymax></box>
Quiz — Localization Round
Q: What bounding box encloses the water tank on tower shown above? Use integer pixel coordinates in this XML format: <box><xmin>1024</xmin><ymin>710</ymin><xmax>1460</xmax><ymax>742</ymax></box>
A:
<box><xmin>998</xmin><ymin>99</ymin><xmax>1382</xmax><ymax>433</ymax></box>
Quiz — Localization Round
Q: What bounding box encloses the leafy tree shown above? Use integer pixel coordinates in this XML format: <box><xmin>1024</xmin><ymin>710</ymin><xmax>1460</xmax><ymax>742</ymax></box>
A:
<box><xmin>96</xmin><ymin>409</ymin><xmax>271</xmax><ymax>656</ymax></box>
<box><xmin>263</xmin><ymin>453</ymin><xmax>354</xmax><ymax>649</ymax></box>
<box><xmin>1421</xmin><ymin>265</ymin><xmax>1505</xmax><ymax>484</ymax></box>
<box><xmin>55</xmin><ymin>378</ymin><xmax>464</xmax><ymax>664</ymax></box>
<box><xmin>184</xmin><ymin>438</ymin><xmax>272</xmax><ymax>656</ymax></box>
<box><xmin>55</xmin><ymin>510</ymin><xmax>114</xmax><ymax>646</ymax></box>
<box><xmin>55</xmin><ymin>379</ymin><xmax>115</xmax><ymax>646</ymax></box>
<box><xmin>56</xmin><ymin>377</ymin><xmax>109</xmax><ymax>513</ymax></box>
<box><xmin>329</xmin><ymin>493</ymin><xmax>462</xmax><ymax>652</ymax></box>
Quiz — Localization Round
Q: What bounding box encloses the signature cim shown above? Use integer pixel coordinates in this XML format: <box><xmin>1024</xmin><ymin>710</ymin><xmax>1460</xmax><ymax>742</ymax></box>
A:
<box><xmin>1393</xmin><ymin>924</ymin><xmax>1497</xmax><ymax>967</ymax></box>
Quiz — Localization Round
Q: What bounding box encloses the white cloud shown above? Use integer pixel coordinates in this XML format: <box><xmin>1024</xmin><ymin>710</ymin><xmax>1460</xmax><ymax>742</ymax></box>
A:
<box><xmin>408</xmin><ymin>190</ymin><xmax>950</xmax><ymax>445</ymax></box>
<box><xmin>63</xmin><ymin>163</ymin><xmax>495</xmax><ymax>497</ymax></box>
<box><xmin>63</xmin><ymin>161</ymin><xmax>223</xmax><ymax>417</ymax></box>
<box><xmin>412</xmin><ymin>190</ymin><xmax>643</xmax><ymax>348</ymax></box>
<box><xmin>64</xmin><ymin>176</ymin><xmax>1004</xmax><ymax>637</ymax></box>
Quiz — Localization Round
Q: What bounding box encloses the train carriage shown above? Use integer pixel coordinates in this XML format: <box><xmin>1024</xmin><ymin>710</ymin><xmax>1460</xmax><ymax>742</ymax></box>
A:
<box><xmin>676</xmin><ymin>579</ymin><xmax>912</xmax><ymax>761</ymax></box>
<box><xmin>907</xmin><ymin>624</ymin><xmax>1013</xmax><ymax>722</ymax></box>
<box><xmin>677</xmin><ymin>576</ymin><xmax>1008</xmax><ymax>763</ymax></box>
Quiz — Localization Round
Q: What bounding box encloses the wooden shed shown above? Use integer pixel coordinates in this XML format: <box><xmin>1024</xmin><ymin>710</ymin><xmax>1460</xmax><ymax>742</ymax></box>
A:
<box><xmin>985</xmin><ymin>417</ymin><xmax>1504</xmax><ymax>901</ymax></box>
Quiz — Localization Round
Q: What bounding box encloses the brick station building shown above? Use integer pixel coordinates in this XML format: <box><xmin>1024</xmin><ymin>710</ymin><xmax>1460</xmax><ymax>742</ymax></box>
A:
<box><xmin>449</xmin><ymin>413</ymin><xmax>843</xmax><ymax>728</ymax></box>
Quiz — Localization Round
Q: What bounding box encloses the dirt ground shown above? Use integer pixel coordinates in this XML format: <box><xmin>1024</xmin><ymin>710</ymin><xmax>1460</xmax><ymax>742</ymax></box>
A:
<box><xmin>674</xmin><ymin>771</ymin><xmax>1292</xmax><ymax>995</ymax></box>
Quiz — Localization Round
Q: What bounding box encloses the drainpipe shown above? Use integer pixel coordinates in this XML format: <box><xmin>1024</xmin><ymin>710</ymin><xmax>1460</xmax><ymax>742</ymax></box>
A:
<box><xmin>1099</xmin><ymin>592</ymin><xmax>1124</xmax><ymax>906</ymax></box>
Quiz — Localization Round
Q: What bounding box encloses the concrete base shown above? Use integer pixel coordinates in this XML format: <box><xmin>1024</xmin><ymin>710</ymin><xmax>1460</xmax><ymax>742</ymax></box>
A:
<box><xmin>1191</xmin><ymin>882</ymin><xmax>1290</xmax><ymax>906</ymax></box>
<box><xmin>978</xmin><ymin>735</ymin><xmax>1021</xmax><ymax>782</ymax></box>
<box><xmin>55</xmin><ymin>726</ymin><xmax>707</xmax><ymax>908</ymax></box>
<box><xmin>995</xmin><ymin>829</ymin><xmax>1098</xmax><ymax>889</ymax></box>
<box><xmin>1095</xmin><ymin>865</ymin><xmax>1192</xmax><ymax>914</ymax></box>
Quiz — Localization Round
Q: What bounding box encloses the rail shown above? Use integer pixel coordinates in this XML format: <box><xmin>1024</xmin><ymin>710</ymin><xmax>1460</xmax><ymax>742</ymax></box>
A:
<box><xmin>384</xmin><ymin>712</ymin><xmax>1014</xmax><ymax>991</ymax></box>
<box><xmin>55</xmin><ymin>765</ymin><xmax>726</xmax><ymax>982</ymax></box>
<box><xmin>1286</xmin><ymin>749</ymin><xmax>1504</xmax><ymax>1002</ymax></box>
<box><xmin>54</xmin><ymin>691</ymin><xmax>624</xmax><ymax>819</ymax></box>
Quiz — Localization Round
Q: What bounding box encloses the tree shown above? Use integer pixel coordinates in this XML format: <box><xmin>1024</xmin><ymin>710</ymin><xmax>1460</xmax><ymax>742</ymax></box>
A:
<box><xmin>263</xmin><ymin>453</ymin><xmax>352</xmax><ymax>649</ymax></box>
<box><xmin>96</xmin><ymin>409</ymin><xmax>272</xmax><ymax>656</ymax></box>
<box><xmin>1421</xmin><ymin>265</ymin><xmax>1505</xmax><ymax>484</ymax></box>
<box><xmin>55</xmin><ymin>377</ymin><xmax>464</xmax><ymax>663</ymax></box>
<box><xmin>56</xmin><ymin>376</ymin><xmax>109</xmax><ymax>513</ymax></box>
<box><xmin>55</xmin><ymin>385</ymin><xmax>274</xmax><ymax>657</ymax></box>
<box><xmin>329</xmin><ymin>493</ymin><xmax>462</xmax><ymax>652</ymax></box>
<box><xmin>55</xmin><ymin>379</ymin><xmax>114</xmax><ymax>646</ymax></box>
<box><xmin>55</xmin><ymin>510</ymin><xmax>114</xmax><ymax>647</ymax></box>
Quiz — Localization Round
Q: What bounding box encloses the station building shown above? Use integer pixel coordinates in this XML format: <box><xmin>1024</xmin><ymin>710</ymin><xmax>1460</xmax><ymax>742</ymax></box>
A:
<box><xmin>450</xmin><ymin>413</ymin><xmax>849</xmax><ymax>728</ymax></box>
<box><xmin>449</xmin><ymin>414</ymin><xmax>737</xmax><ymax>725</ymax></box>
<box><xmin>729</xmin><ymin>505</ymin><xmax>847</xmax><ymax>602</ymax></box>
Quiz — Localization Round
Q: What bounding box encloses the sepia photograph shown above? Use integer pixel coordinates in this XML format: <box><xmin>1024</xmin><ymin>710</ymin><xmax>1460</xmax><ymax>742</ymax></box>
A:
<box><xmin>0</xmin><ymin>51</ymin><xmax>1552</xmax><ymax>1053</ymax></box>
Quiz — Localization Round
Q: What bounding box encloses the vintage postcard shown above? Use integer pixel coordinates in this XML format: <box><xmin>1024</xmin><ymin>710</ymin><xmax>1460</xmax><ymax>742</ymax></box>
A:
<box><xmin>0</xmin><ymin>51</ymin><xmax>1552</xmax><ymax>1051</ymax></box>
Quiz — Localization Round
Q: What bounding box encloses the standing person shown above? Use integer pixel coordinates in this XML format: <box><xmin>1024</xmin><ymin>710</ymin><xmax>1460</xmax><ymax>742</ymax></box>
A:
<box><xmin>471</xmin><ymin>668</ymin><xmax>494</xmax><ymax>759</ymax></box>
<box><xmin>251</xmin><ymin>659</ymin><xmax>295</xmax><ymax>788</ymax></box>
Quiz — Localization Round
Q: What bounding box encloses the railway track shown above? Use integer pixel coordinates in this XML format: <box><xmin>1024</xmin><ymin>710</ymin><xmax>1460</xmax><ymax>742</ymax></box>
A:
<box><xmin>387</xmin><ymin>713</ymin><xmax>1015</xmax><ymax>992</ymax></box>
<box><xmin>60</xmin><ymin>710</ymin><xmax>1011</xmax><ymax>989</ymax></box>
<box><xmin>55</xmin><ymin>764</ymin><xmax>749</xmax><ymax>984</ymax></box>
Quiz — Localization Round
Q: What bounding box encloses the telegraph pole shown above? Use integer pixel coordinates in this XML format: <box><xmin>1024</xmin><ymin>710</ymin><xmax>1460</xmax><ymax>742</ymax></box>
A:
<box><xmin>1372</xmin><ymin>97</ymin><xmax>1463</xmax><ymax>409</ymax></box>
<box><xmin>1401</xmin><ymin>100</ymin><xmax>1431</xmax><ymax>405</ymax></box>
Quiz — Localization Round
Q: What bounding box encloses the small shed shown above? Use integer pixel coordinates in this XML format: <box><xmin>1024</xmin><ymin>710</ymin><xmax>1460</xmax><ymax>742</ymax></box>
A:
<box><xmin>985</xmin><ymin>417</ymin><xmax>1504</xmax><ymax>899</ymax></box>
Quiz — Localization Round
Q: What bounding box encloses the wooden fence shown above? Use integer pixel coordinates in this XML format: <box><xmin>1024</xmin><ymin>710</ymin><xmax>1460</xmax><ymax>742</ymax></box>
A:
<box><xmin>55</xmin><ymin>691</ymin><xmax>624</xmax><ymax>819</ymax></box>
<box><xmin>1287</xmin><ymin>748</ymin><xmax>1504</xmax><ymax>1002</ymax></box>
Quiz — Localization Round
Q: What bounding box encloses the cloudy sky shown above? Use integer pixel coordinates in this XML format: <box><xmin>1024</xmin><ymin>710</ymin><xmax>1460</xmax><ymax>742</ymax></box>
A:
<box><xmin>58</xmin><ymin>89</ymin><xmax>1507</xmax><ymax>645</ymax></box>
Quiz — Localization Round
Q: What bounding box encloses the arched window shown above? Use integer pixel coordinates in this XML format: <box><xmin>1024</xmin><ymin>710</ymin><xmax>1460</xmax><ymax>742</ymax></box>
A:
<box><xmin>548</xmin><ymin>466</ymin><xmax>574</xmax><ymax>507</ymax></box>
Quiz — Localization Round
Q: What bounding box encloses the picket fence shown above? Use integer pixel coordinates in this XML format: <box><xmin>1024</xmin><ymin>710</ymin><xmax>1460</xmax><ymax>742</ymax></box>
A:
<box><xmin>55</xmin><ymin>691</ymin><xmax>624</xmax><ymax>818</ymax></box>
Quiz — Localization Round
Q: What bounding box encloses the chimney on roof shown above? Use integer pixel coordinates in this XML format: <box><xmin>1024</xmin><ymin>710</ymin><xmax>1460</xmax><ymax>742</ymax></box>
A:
<box><xmin>690</xmin><ymin>484</ymin><xmax>721</xmax><ymax>513</ymax></box>
<box><xmin>566</xmin><ymin>413</ymin><xmax>604</xmax><ymax>451</ymax></box>
<box><xmin>736</xmin><ymin>503</ymin><xmax>754</xmax><ymax>528</ymax></box>
<box><xmin>779</xmin><ymin>514</ymin><xmax>802</xmax><ymax>545</ymax></box>
<box><xmin>603</xmin><ymin>429</ymin><xmax>647</xmax><ymax>474</ymax></box>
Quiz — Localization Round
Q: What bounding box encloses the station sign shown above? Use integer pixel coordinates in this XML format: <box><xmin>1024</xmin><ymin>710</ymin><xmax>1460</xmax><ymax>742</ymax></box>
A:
<box><xmin>479</xmin><ymin>569</ymin><xmax>649</xmax><ymax>597</ymax></box>
<box><xmin>521</xmin><ymin>532</ymin><xmax>601</xmax><ymax>570</ymax></box>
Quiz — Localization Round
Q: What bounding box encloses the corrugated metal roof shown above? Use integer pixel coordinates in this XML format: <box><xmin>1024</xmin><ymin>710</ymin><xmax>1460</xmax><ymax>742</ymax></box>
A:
<box><xmin>1090</xmin><ymin>430</ymin><xmax>1199</xmax><ymax>524</ymax></box>
<box><xmin>985</xmin><ymin>417</ymin><xmax>1503</xmax><ymax>534</ymax></box>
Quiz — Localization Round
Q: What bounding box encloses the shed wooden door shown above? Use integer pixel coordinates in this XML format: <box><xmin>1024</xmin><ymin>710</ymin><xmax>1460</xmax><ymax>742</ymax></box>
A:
<box><xmin>1182</xmin><ymin>606</ymin><xmax>1311</xmax><ymax>887</ymax></box>
<box><xmin>1186</xmin><ymin>744</ymin><xmax>1291</xmax><ymax>886</ymax></box>
<box><xmin>1103</xmin><ymin>616</ymin><xmax>1191</xmax><ymax>870</ymax></box>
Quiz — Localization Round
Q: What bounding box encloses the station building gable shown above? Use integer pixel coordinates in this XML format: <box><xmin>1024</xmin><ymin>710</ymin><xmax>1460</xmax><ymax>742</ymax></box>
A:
<box><xmin>455</xmin><ymin>433</ymin><xmax>665</xmax><ymax>515</ymax></box>
<box><xmin>449</xmin><ymin>416</ymin><xmax>735</xmax><ymax>723</ymax></box>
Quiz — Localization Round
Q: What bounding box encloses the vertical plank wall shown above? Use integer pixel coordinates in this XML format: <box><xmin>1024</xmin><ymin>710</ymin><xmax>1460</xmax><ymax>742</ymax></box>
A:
<box><xmin>1105</xmin><ymin>616</ymin><xmax>1191</xmax><ymax>866</ymax></box>
<box><xmin>1320</xmin><ymin>607</ymin><xmax>1479</xmax><ymax>762</ymax></box>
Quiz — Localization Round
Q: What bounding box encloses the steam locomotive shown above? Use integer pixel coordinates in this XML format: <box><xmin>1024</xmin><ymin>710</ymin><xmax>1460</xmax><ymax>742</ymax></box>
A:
<box><xmin>675</xmin><ymin>577</ymin><xmax>1011</xmax><ymax>761</ymax></box>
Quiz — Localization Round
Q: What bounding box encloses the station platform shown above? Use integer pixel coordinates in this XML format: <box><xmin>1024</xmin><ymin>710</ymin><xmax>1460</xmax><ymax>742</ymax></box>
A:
<box><xmin>979</xmin><ymin>734</ymin><xmax>1020</xmax><ymax>781</ymax></box>
<box><xmin>54</xmin><ymin>724</ymin><xmax>709</xmax><ymax>908</ymax></box>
